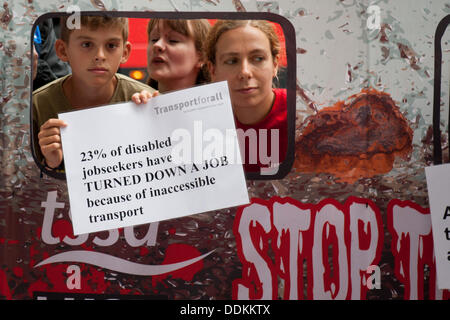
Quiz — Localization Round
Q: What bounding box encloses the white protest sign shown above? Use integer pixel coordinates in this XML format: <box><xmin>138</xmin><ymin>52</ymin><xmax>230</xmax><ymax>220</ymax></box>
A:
<box><xmin>425</xmin><ymin>163</ymin><xmax>450</xmax><ymax>289</ymax></box>
<box><xmin>59</xmin><ymin>81</ymin><xmax>249</xmax><ymax>235</ymax></box>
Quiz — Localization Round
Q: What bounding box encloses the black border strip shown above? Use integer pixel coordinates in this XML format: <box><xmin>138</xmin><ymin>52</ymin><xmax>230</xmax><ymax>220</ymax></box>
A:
<box><xmin>30</xmin><ymin>11</ymin><xmax>296</xmax><ymax>181</ymax></box>
<box><xmin>433</xmin><ymin>14</ymin><xmax>450</xmax><ymax>165</ymax></box>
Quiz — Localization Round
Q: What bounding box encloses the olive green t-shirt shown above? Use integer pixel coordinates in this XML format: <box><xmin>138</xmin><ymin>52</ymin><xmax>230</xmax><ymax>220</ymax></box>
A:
<box><xmin>32</xmin><ymin>73</ymin><xmax>155</xmax><ymax>169</ymax></box>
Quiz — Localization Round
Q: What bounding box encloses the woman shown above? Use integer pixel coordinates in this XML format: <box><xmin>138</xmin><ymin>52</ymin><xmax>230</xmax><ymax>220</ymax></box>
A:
<box><xmin>133</xmin><ymin>18</ymin><xmax>210</xmax><ymax>103</ymax></box>
<box><xmin>205</xmin><ymin>20</ymin><xmax>287</xmax><ymax>173</ymax></box>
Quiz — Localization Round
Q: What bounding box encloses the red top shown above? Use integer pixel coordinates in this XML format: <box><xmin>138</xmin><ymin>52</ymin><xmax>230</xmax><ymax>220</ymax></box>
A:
<box><xmin>235</xmin><ymin>88</ymin><xmax>287</xmax><ymax>173</ymax></box>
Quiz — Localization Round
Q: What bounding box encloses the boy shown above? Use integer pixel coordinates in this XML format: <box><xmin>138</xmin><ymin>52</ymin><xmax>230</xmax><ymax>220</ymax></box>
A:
<box><xmin>33</xmin><ymin>15</ymin><xmax>155</xmax><ymax>172</ymax></box>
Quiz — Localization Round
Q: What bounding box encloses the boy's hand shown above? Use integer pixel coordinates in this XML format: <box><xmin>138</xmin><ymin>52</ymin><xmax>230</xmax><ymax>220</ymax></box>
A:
<box><xmin>132</xmin><ymin>90</ymin><xmax>159</xmax><ymax>104</ymax></box>
<box><xmin>38</xmin><ymin>118</ymin><xmax>67</xmax><ymax>169</ymax></box>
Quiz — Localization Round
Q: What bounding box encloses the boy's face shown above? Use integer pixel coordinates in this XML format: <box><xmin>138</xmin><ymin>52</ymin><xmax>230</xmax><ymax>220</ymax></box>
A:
<box><xmin>55</xmin><ymin>25</ymin><xmax>130</xmax><ymax>88</ymax></box>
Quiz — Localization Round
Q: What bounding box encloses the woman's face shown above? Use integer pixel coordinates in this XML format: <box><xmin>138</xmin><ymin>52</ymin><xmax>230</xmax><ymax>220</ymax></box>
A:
<box><xmin>147</xmin><ymin>21</ymin><xmax>201</xmax><ymax>92</ymax></box>
<box><xmin>209</xmin><ymin>25</ymin><xmax>278</xmax><ymax>114</ymax></box>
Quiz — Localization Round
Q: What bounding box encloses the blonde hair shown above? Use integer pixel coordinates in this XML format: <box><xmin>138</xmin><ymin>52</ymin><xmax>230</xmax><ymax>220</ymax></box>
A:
<box><xmin>205</xmin><ymin>20</ymin><xmax>280</xmax><ymax>65</ymax></box>
<box><xmin>146</xmin><ymin>19</ymin><xmax>211</xmax><ymax>87</ymax></box>
<box><xmin>60</xmin><ymin>15</ymin><xmax>129</xmax><ymax>43</ymax></box>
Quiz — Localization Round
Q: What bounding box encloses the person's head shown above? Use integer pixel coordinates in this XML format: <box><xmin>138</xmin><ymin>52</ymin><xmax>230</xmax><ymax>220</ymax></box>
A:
<box><xmin>146</xmin><ymin>19</ymin><xmax>210</xmax><ymax>92</ymax></box>
<box><xmin>55</xmin><ymin>15</ymin><xmax>131</xmax><ymax>88</ymax></box>
<box><xmin>32</xmin><ymin>45</ymin><xmax>38</xmax><ymax>81</ymax></box>
<box><xmin>206</xmin><ymin>20</ymin><xmax>280</xmax><ymax>124</ymax></box>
